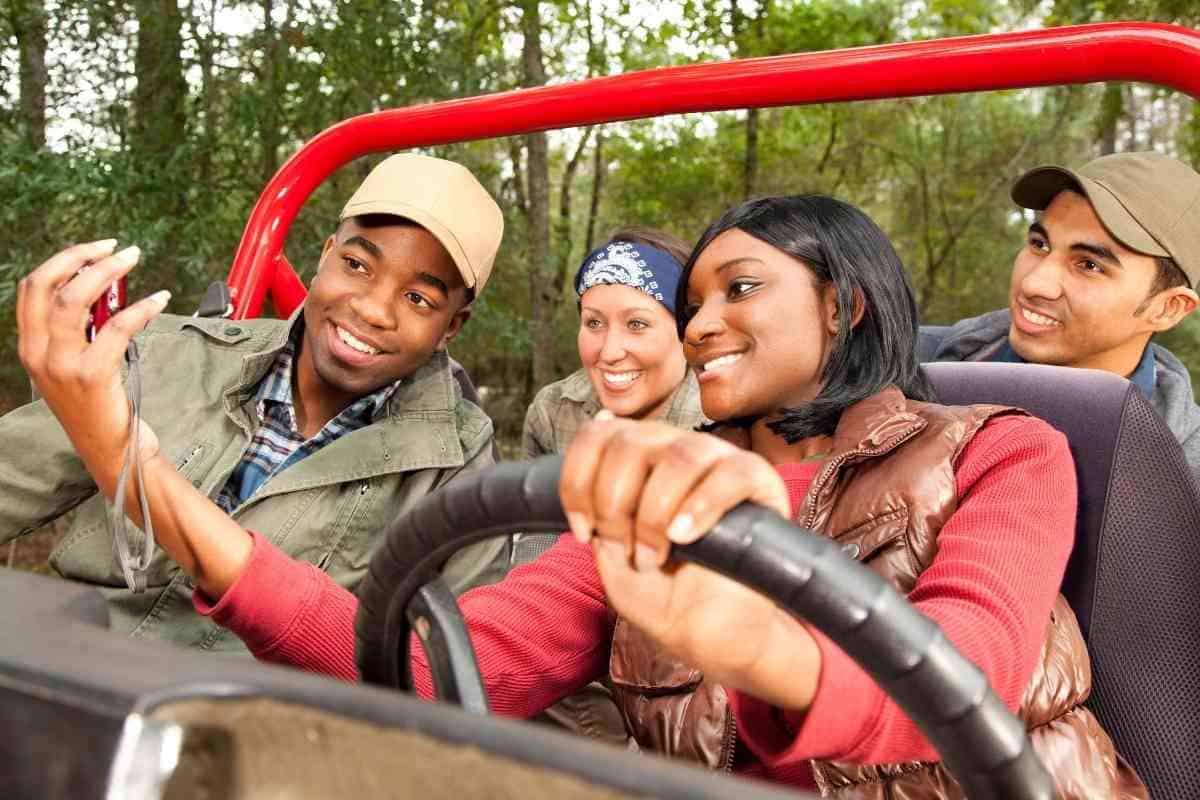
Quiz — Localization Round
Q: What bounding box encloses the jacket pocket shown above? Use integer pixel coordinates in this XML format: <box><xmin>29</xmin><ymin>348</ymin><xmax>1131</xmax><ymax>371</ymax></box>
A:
<box><xmin>830</xmin><ymin>508</ymin><xmax>909</xmax><ymax>563</ymax></box>
<box><xmin>333</xmin><ymin>480</ymin><xmax>379</xmax><ymax>572</ymax></box>
<box><xmin>608</xmin><ymin>617</ymin><xmax>702</xmax><ymax>695</ymax></box>
<box><xmin>50</xmin><ymin>440</ymin><xmax>214</xmax><ymax>579</ymax></box>
<box><xmin>607</xmin><ymin>617</ymin><xmax>731</xmax><ymax>770</ymax></box>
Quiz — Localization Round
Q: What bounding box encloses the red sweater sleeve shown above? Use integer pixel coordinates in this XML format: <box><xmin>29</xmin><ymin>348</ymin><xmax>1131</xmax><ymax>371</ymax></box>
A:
<box><xmin>194</xmin><ymin>533</ymin><xmax>361</xmax><ymax>682</ymax></box>
<box><xmin>730</xmin><ymin>414</ymin><xmax>1076</xmax><ymax>772</ymax></box>
<box><xmin>196</xmin><ymin>532</ymin><xmax>610</xmax><ymax>719</ymax></box>
<box><xmin>435</xmin><ymin>534</ymin><xmax>611</xmax><ymax>717</ymax></box>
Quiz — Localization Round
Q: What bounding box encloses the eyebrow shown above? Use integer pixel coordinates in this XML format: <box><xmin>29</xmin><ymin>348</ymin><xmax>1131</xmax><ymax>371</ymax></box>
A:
<box><xmin>715</xmin><ymin>257</ymin><xmax>766</xmax><ymax>274</ymax></box>
<box><xmin>343</xmin><ymin>235</ymin><xmax>382</xmax><ymax>260</ymax></box>
<box><xmin>1029</xmin><ymin>222</ymin><xmax>1123</xmax><ymax>268</ymax></box>
<box><xmin>415</xmin><ymin>271</ymin><xmax>450</xmax><ymax>296</ymax></box>
<box><xmin>580</xmin><ymin>304</ymin><xmax>657</xmax><ymax>316</ymax></box>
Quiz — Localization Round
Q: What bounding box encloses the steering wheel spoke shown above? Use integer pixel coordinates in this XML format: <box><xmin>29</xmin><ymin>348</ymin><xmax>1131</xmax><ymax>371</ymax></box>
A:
<box><xmin>405</xmin><ymin>577</ymin><xmax>490</xmax><ymax>714</ymax></box>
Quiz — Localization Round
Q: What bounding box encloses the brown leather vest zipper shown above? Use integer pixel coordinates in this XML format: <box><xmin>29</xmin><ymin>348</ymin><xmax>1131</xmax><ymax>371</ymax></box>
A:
<box><xmin>721</xmin><ymin>703</ymin><xmax>737</xmax><ymax>772</ymax></box>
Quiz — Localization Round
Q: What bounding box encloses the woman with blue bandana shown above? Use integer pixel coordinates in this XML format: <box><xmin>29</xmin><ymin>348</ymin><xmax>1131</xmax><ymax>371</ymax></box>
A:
<box><xmin>522</xmin><ymin>228</ymin><xmax>707</xmax><ymax>460</ymax></box>
<box><xmin>518</xmin><ymin>227</ymin><xmax>706</xmax><ymax>750</ymax></box>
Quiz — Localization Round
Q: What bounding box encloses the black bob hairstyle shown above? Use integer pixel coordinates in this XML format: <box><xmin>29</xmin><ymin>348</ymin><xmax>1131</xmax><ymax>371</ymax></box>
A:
<box><xmin>674</xmin><ymin>194</ymin><xmax>935</xmax><ymax>442</ymax></box>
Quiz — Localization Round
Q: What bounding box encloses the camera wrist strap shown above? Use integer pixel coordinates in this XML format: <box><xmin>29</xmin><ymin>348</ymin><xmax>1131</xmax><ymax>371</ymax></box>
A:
<box><xmin>110</xmin><ymin>340</ymin><xmax>155</xmax><ymax>593</ymax></box>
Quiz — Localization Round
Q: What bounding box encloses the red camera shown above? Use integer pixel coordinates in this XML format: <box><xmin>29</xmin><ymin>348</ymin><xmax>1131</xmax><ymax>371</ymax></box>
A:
<box><xmin>88</xmin><ymin>278</ymin><xmax>127</xmax><ymax>342</ymax></box>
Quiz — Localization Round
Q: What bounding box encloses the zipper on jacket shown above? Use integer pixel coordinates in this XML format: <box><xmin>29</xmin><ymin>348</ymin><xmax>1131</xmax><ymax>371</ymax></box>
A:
<box><xmin>176</xmin><ymin>445</ymin><xmax>204</xmax><ymax>472</ymax></box>
<box><xmin>799</xmin><ymin>427</ymin><xmax>923</xmax><ymax>529</ymax></box>
<box><xmin>721</xmin><ymin>703</ymin><xmax>737</xmax><ymax>772</ymax></box>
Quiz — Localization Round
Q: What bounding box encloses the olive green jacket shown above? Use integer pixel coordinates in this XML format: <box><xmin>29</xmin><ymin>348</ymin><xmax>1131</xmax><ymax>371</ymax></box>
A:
<box><xmin>521</xmin><ymin>368</ymin><xmax>707</xmax><ymax>459</ymax></box>
<box><xmin>0</xmin><ymin>313</ymin><xmax>507</xmax><ymax>652</ymax></box>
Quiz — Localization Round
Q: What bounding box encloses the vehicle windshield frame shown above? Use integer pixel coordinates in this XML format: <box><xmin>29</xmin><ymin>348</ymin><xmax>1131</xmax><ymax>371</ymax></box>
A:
<box><xmin>223</xmin><ymin>21</ymin><xmax>1200</xmax><ymax>320</ymax></box>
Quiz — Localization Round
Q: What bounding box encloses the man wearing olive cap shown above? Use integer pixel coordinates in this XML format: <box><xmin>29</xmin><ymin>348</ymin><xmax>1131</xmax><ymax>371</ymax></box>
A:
<box><xmin>921</xmin><ymin>151</ymin><xmax>1200</xmax><ymax>477</ymax></box>
<box><xmin>0</xmin><ymin>153</ymin><xmax>511</xmax><ymax>650</ymax></box>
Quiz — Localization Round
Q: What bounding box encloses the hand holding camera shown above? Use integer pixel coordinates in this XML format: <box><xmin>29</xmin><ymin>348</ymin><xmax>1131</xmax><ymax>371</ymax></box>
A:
<box><xmin>17</xmin><ymin>240</ymin><xmax>169</xmax><ymax>494</ymax></box>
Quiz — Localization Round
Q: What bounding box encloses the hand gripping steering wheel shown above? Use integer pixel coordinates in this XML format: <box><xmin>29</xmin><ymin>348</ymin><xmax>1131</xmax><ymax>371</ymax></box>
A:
<box><xmin>354</xmin><ymin>456</ymin><xmax>1055</xmax><ymax>800</ymax></box>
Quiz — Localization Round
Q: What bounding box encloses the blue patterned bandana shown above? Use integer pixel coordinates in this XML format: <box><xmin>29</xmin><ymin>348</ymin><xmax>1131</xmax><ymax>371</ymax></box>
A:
<box><xmin>573</xmin><ymin>240</ymin><xmax>683</xmax><ymax>314</ymax></box>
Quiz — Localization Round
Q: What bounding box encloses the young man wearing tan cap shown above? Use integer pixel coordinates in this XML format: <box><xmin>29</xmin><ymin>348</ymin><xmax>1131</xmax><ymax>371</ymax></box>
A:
<box><xmin>0</xmin><ymin>153</ymin><xmax>509</xmax><ymax>651</ymax></box>
<box><xmin>921</xmin><ymin>151</ymin><xmax>1200</xmax><ymax>477</ymax></box>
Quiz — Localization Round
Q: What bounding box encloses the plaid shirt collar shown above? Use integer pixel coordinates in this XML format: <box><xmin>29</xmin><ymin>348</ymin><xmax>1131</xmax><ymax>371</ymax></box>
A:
<box><xmin>256</xmin><ymin>320</ymin><xmax>402</xmax><ymax>430</ymax></box>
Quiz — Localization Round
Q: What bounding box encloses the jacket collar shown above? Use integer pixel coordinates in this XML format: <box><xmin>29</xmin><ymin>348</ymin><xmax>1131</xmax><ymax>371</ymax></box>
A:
<box><xmin>825</xmin><ymin>386</ymin><xmax>927</xmax><ymax>464</ymax></box>
<box><xmin>561</xmin><ymin>369</ymin><xmax>602</xmax><ymax>408</ymax></box>
<box><xmin>559</xmin><ymin>368</ymin><xmax>707</xmax><ymax>428</ymax></box>
<box><xmin>200</xmin><ymin>308</ymin><xmax>476</xmax><ymax>497</ymax></box>
<box><xmin>216</xmin><ymin>306</ymin><xmax>462</xmax><ymax>418</ymax></box>
<box><xmin>1148</xmin><ymin>342</ymin><xmax>1200</xmax><ymax>445</ymax></box>
<box><xmin>930</xmin><ymin>309</ymin><xmax>1012</xmax><ymax>363</ymax></box>
<box><xmin>798</xmin><ymin>387</ymin><xmax>927</xmax><ymax>527</ymax></box>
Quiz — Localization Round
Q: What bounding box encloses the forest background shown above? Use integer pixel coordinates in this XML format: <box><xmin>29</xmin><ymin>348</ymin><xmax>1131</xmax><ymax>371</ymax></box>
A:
<box><xmin>2</xmin><ymin>0</ymin><xmax>1199</xmax><ymax>458</ymax></box>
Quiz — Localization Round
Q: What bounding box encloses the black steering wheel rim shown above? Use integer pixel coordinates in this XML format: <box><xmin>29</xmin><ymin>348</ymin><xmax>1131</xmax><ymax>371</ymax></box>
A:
<box><xmin>355</xmin><ymin>456</ymin><xmax>1055</xmax><ymax>800</ymax></box>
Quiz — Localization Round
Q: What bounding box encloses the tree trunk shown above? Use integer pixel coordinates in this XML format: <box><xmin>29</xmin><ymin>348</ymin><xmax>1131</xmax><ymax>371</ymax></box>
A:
<box><xmin>133</xmin><ymin>0</ymin><xmax>188</xmax><ymax>165</ymax></box>
<box><xmin>744</xmin><ymin>108</ymin><xmax>759</xmax><ymax>197</ymax></box>
<box><xmin>1097</xmin><ymin>82</ymin><xmax>1123</xmax><ymax>156</ymax></box>
<box><xmin>194</xmin><ymin>0</ymin><xmax>219</xmax><ymax>189</ymax></box>
<box><xmin>1124</xmin><ymin>83</ymin><xmax>1138</xmax><ymax>150</ymax></box>
<box><xmin>734</xmin><ymin>0</ymin><xmax>769</xmax><ymax>198</ymax></box>
<box><xmin>555</xmin><ymin>126</ymin><xmax>594</xmax><ymax>288</ymax></box>
<box><xmin>585</xmin><ymin>133</ymin><xmax>606</xmax><ymax>252</ymax></box>
<box><xmin>259</xmin><ymin>0</ymin><xmax>287</xmax><ymax>185</ymax></box>
<box><xmin>133</xmin><ymin>0</ymin><xmax>188</xmax><ymax>265</ymax></box>
<box><xmin>13</xmin><ymin>0</ymin><xmax>47</xmax><ymax>148</ymax></box>
<box><xmin>1187</xmin><ymin>101</ymin><xmax>1200</xmax><ymax>166</ymax></box>
<box><xmin>521</xmin><ymin>0</ymin><xmax>557</xmax><ymax>391</ymax></box>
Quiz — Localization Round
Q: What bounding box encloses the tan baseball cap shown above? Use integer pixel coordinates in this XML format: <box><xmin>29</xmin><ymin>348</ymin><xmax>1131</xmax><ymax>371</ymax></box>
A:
<box><xmin>1011</xmin><ymin>151</ymin><xmax>1200</xmax><ymax>288</ymax></box>
<box><xmin>340</xmin><ymin>153</ymin><xmax>504</xmax><ymax>294</ymax></box>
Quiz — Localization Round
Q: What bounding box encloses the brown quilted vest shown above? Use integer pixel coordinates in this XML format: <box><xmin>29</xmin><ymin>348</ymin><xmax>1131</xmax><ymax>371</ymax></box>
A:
<box><xmin>608</xmin><ymin>388</ymin><xmax>1147</xmax><ymax>799</ymax></box>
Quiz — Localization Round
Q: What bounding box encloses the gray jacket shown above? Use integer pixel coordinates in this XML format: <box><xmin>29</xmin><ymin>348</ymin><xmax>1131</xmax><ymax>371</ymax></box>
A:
<box><xmin>920</xmin><ymin>309</ymin><xmax>1200</xmax><ymax>482</ymax></box>
<box><xmin>522</xmin><ymin>368</ymin><xmax>707</xmax><ymax>459</ymax></box>
<box><xmin>0</xmin><ymin>313</ymin><xmax>508</xmax><ymax>651</ymax></box>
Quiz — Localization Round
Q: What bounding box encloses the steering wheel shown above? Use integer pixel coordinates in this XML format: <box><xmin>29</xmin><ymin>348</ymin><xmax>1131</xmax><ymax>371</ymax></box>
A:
<box><xmin>355</xmin><ymin>456</ymin><xmax>1055</xmax><ymax>800</ymax></box>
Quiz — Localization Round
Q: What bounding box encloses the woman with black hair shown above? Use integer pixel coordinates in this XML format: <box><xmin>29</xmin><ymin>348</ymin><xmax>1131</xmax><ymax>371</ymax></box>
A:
<box><xmin>550</xmin><ymin>196</ymin><xmax>1141</xmax><ymax>797</ymax></box>
<box><xmin>22</xmin><ymin>195</ymin><xmax>1143</xmax><ymax>797</ymax></box>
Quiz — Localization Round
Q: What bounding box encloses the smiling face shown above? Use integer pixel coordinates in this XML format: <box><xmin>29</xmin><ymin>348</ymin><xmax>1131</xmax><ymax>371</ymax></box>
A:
<box><xmin>1008</xmin><ymin>190</ymin><xmax>1167</xmax><ymax>375</ymax></box>
<box><xmin>299</xmin><ymin>216</ymin><xmax>470</xmax><ymax>411</ymax></box>
<box><xmin>578</xmin><ymin>283</ymin><xmax>687</xmax><ymax>419</ymax></box>
<box><xmin>682</xmin><ymin>229</ymin><xmax>837</xmax><ymax>423</ymax></box>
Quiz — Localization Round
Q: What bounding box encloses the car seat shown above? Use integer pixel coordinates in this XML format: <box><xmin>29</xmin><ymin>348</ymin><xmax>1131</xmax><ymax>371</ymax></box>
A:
<box><xmin>925</xmin><ymin>361</ymin><xmax>1200</xmax><ymax>800</ymax></box>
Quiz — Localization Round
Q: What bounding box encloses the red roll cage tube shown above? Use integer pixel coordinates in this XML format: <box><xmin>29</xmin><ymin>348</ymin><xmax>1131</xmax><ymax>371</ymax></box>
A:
<box><xmin>225</xmin><ymin>21</ymin><xmax>1200</xmax><ymax>320</ymax></box>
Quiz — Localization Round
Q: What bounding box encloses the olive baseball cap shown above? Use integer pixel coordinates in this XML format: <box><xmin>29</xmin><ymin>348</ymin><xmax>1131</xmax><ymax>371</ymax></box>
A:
<box><xmin>340</xmin><ymin>153</ymin><xmax>504</xmax><ymax>294</ymax></box>
<box><xmin>1011</xmin><ymin>151</ymin><xmax>1200</xmax><ymax>288</ymax></box>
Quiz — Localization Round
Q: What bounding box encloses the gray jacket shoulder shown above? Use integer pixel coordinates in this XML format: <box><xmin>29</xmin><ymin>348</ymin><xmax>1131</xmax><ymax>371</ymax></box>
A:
<box><xmin>139</xmin><ymin>313</ymin><xmax>287</xmax><ymax>348</ymax></box>
<box><xmin>134</xmin><ymin>314</ymin><xmax>288</xmax><ymax>378</ymax></box>
<box><xmin>1148</xmin><ymin>343</ymin><xmax>1200</xmax><ymax>475</ymax></box>
<box><xmin>919</xmin><ymin>310</ymin><xmax>1012</xmax><ymax>363</ymax></box>
<box><xmin>522</xmin><ymin>370</ymin><xmax>600</xmax><ymax>459</ymax></box>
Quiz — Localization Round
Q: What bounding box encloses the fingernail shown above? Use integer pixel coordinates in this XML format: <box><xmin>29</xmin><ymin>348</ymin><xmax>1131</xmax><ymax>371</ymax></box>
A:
<box><xmin>666</xmin><ymin>513</ymin><xmax>697</xmax><ymax>544</ymax></box>
<box><xmin>115</xmin><ymin>245</ymin><xmax>141</xmax><ymax>264</ymax></box>
<box><xmin>90</xmin><ymin>238</ymin><xmax>118</xmax><ymax>251</ymax></box>
<box><xmin>595</xmin><ymin>409</ymin><xmax>615</xmax><ymax>421</ymax></box>
<box><xmin>566</xmin><ymin>512</ymin><xmax>592</xmax><ymax>544</ymax></box>
<box><xmin>149</xmin><ymin>290</ymin><xmax>171</xmax><ymax>309</ymax></box>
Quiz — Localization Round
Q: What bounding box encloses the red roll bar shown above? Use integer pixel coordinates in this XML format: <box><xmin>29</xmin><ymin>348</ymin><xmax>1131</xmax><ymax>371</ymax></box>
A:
<box><xmin>226</xmin><ymin>21</ymin><xmax>1200</xmax><ymax>319</ymax></box>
